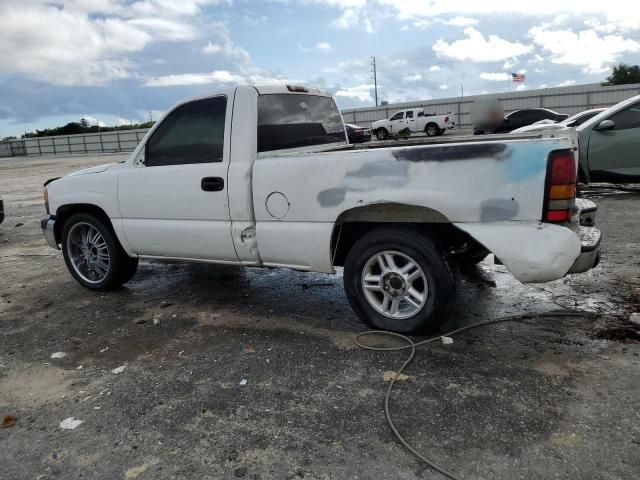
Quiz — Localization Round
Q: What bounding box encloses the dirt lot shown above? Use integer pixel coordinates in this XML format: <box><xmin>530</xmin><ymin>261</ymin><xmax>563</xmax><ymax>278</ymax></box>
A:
<box><xmin>1</xmin><ymin>154</ymin><xmax>639</xmax><ymax>480</ymax></box>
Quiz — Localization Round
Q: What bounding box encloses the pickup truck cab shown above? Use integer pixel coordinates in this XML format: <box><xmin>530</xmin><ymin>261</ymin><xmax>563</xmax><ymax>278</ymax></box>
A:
<box><xmin>42</xmin><ymin>85</ymin><xmax>601</xmax><ymax>334</ymax></box>
<box><xmin>371</xmin><ymin>108</ymin><xmax>454</xmax><ymax>140</ymax></box>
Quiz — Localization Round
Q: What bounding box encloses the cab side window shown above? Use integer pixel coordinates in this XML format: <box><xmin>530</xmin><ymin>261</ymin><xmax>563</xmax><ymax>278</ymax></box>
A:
<box><xmin>406</xmin><ymin>111</ymin><xmax>414</xmax><ymax>119</ymax></box>
<box><xmin>609</xmin><ymin>103</ymin><xmax>640</xmax><ymax>130</ymax></box>
<box><xmin>146</xmin><ymin>96</ymin><xmax>227</xmax><ymax>167</ymax></box>
<box><xmin>390</xmin><ymin>112</ymin><xmax>404</xmax><ymax>121</ymax></box>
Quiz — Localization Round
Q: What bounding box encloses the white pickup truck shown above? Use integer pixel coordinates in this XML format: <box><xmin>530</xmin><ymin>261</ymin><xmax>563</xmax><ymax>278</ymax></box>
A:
<box><xmin>371</xmin><ymin>108</ymin><xmax>455</xmax><ymax>140</ymax></box>
<box><xmin>41</xmin><ymin>85</ymin><xmax>600</xmax><ymax>334</ymax></box>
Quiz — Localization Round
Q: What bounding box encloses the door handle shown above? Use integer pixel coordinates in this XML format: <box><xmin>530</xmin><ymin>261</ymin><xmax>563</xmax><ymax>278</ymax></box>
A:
<box><xmin>201</xmin><ymin>177</ymin><xmax>224</xmax><ymax>192</ymax></box>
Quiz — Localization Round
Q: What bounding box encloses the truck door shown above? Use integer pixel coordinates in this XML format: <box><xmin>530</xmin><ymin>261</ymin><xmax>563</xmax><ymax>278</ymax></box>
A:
<box><xmin>405</xmin><ymin>110</ymin><xmax>418</xmax><ymax>132</ymax></box>
<box><xmin>389</xmin><ymin>111</ymin><xmax>406</xmax><ymax>134</ymax></box>
<box><xmin>117</xmin><ymin>94</ymin><xmax>238</xmax><ymax>261</ymax></box>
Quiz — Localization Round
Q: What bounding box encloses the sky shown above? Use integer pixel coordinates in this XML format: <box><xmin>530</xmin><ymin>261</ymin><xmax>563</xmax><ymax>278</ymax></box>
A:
<box><xmin>1</xmin><ymin>0</ymin><xmax>640</xmax><ymax>138</ymax></box>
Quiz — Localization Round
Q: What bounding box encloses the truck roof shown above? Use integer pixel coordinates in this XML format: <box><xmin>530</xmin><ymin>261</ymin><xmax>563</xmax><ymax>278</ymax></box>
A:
<box><xmin>165</xmin><ymin>85</ymin><xmax>334</xmax><ymax>118</ymax></box>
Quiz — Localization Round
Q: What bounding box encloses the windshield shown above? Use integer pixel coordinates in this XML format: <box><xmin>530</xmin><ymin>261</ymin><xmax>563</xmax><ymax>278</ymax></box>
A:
<box><xmin>258</xmin><ymin>94</ymin><xmax>346</xmax><ymax>152</ymax></box>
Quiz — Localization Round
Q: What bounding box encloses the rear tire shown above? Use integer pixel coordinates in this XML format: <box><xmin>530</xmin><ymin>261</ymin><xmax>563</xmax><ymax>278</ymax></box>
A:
<box><xmin>343</xmin><ymin>227</ymin><xmax>457</xmax><ymax>334</ymax></box>
<box><xmin>425</xmin><ymin>123</ymin><xmax>439</xmax><ymax>137</ymax></box>
<box><xmin>376</xmin><ymin>128</ymin><xmax>389</xmax><ymax>140</ymax></box>
<box><xmin>61</xmin><ymin>213</ymin><xmax>138</xmax><ymax>291</ymax></box>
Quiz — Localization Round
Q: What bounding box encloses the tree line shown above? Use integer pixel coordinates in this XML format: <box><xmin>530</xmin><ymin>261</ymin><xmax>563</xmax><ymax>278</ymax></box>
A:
<box><xmin>18</xmin><ymin>118</ymin><xmax>155</xmax><ymax>139</ymax></box>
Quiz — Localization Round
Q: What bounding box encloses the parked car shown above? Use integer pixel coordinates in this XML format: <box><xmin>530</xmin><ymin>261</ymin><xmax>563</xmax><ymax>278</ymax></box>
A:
<box><xmin>345</xmin><ymin>123</ymin><xmax>371</xmax><ymax>143</ymax></box>
<box><xmin>575</xmin><ymin>95</ymin><xmax>640</xmax><ymax>183</ymax></box>
<box><xmin>0</xmin><ymin>194</ymin><xmax>4</xmax><ymax>224</ymax></box>
<box><xmin>474</xmin><ymin>108</ymin><xmax>568</xmax><ymax>134</ymax></box>
<box><xmin>41</xmin><ymin>84</ymin><xmax>600</xmax><ymax>334</ymax></box>
<box><xmin>371</xmin><ymin>108</ymin><xmax>455</xmax><ymax>140</ymax></box>
<box><xmin>511</xmin><ymin>108</ymin><xmax>607</xmax><ymax>134</ymax></box>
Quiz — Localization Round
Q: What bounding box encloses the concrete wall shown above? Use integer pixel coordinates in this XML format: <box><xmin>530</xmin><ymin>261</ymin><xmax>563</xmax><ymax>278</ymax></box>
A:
<box><xmin>2</xmin><ymin>82</ymin><xmax>640</xmax><ymax>158</ymax></box>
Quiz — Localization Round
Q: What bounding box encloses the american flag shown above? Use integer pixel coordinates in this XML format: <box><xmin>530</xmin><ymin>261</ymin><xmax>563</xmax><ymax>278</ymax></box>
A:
<box><xmin>511</xmin><ymin>72</ymin><xmax>525</xmax><ymax>83</ymax></box>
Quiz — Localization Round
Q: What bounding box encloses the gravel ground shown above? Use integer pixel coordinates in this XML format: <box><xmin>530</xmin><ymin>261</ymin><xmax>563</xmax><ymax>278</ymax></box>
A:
<box><xmin>1</xmin><ymin>153</ymin><xmax>639</xmax><ymax>480</ymax></box>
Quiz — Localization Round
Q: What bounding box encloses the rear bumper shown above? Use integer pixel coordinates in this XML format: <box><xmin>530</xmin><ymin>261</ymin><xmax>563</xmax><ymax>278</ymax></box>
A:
<box><xmin>41</xmin><ymin>216</ymin><xmax>59</xmax><ymax>249</ymax></box>
<box><xmin>568</xmin><ymin>226</ymin><xmax>601</xmax><ymax>274</ymax></box>
<box><xmin>567</xmin><ymin>198</ymin><xmax>601</xmax><ymax>274</ymax></box>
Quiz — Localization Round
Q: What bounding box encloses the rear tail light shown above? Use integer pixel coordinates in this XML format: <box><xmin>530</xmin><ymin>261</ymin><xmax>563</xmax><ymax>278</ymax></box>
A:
<box><xmin>445</xmin><ymin>116</ymin><xmax>449</xmax><ymax>123</ymax></box>
<box><xmin>543</xmin><ymin>150</ymin><xmax>576</xmax><ymax>223</ymax></box>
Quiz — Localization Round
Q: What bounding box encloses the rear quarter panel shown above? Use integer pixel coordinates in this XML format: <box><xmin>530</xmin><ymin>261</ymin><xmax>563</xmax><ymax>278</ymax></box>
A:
<box><xmin>252</xmin><ymin>137</ymin><xmax>574</xmax><ymax>273</ymax></box>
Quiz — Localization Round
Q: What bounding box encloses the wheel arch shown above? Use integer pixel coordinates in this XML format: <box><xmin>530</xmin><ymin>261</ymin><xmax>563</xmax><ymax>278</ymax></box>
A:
<box><xmin>329</xmin><ymin>203</ymin><xmax>478</xmax><ymax>267</ymax></box>
<box><xmin>54</xmin><ymin>204</ymin><xmax>133</xmax><ymax>256</ymax></box>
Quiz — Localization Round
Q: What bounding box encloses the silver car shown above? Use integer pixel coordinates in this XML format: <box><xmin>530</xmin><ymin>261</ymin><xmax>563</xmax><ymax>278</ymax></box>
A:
<box><xmin>511</xmin><ymin>96</ymin><xmax>640</xmax><ymax>183</ymax></box>
<box><xmin>576</xmin><ymin>95</ymin><xmax>640</xmax><ymax>183</ymax></box>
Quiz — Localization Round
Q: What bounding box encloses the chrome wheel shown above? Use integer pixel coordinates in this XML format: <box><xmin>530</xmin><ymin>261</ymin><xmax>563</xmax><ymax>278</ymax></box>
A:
<box><xmin>361</xmin><ymin>250</ymin><xmax>428</xmax><ymax>319</ymax></box>
<box><xmin>426</xmin><ymin>125</ymin><xmax>438</xmax><ymax>136</ymax></box>
<box><xmin>66</xmin><ymin>222</ymin><xmax>111</xmax><ymax>284</ymax></box>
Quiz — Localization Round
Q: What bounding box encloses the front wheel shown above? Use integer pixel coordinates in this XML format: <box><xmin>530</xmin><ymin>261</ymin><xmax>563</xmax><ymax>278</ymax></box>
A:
<box><xmin>62</xmin><ymin>213</ymin><xmax>138</xmax><ymax>290</ymax></box>
<box><xmin>343</xmin><ymin>227</ymin><xmax>457</xmax><ymax>334</ymax></box>
<box><xmin>375</xmin><ymin>128</ymin><xmax>389</xmax><ymax>140</ymax></box>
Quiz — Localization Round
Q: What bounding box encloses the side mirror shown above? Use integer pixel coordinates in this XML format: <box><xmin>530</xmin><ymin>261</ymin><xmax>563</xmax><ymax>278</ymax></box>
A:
<box><xmin>565</xmin><ymin>120</ymin><xmax>577</xmax><ymax>128</ymax></box>
<box><xmin>594</xmin><ymin>119</ymin><xmax>615</xmax><ymax>131</ymax></box>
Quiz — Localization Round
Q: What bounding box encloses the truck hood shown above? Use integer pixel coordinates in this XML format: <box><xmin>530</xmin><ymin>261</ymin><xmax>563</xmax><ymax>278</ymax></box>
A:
<box><xmin>66</xmin><ymin>163</ymin><xmax>114</xmax><ymax>177</ymax></box>
<box><xmin>371</xmin><ymin>119</ymin><xmax>386</xmax><ymax>129</ymax></box>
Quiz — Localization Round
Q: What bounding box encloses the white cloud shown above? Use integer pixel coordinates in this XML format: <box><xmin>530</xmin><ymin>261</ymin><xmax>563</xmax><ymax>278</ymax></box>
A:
<box><xmin>442</xmin><ymin>16</ymin><xmax>478</xmax><ymax>27</ymax></box>
<box><xmin>529</xmin><ymin>54</ymin><xmax>545</xmax><ymax>64</ymax></box>
<box><xmin>203</xmin><ymin>42</ymin><xmax>223</xmax><ymax>54</ymax></box>
<box><xmin>529</xmin><ymin>25</ymin><xmax>640</xmax><ymax>73</ymax></box>
<box><xmin>429</xmin><ymin>65</ymin><xmax>442</xmax><ymax>72</ymax></box>
<box><xmin>323</xmin><ymin>59</ymin><xmax>367</xmax><ymax>74</ymax></box>
<box><xmin>515</xmin><ymin>84</ymin><xmax>528</xmax><ymax>91</ymax></box>
<box><xmin>433</xmin><ymin>28</ymin><xmax>533</xmax><ymax>62</ymax></box>
<box><xmin>557</xmin><ymin>79</ymin><xmax>577</xmax><ymax>87</ymax></box>
<box><xmin>403</xmin><ymin>74</ymin><xmax>422</xmax><ymax>82</ymax></box>
<box><xmin>299</xmin><ymin>41</ymin><xmax>334</xmax><ymax>53</ymax></box>
<box><xmin>0</xmin><ymin>0</ymin><xmax>228</xmax><ymax>86</ymax></box>
<box><xmin>411</xmin><ymin>19</ymin><xmax>431</xmax><ymax>29</ymax></box>
<box><xmin>202</xmin><ymin>23</ymin><xmax>252</xmax><ymax>65</ymax></box>
<box><xmin>82</xmin><ymin>115</ymin><xmax>106</xmax><ymax>127</ymax></box>
<box><xmin>334</xmin><ymin>84</ymin><xmax>374</xmax><ymax>102</ymax></box>
<box><xmin>480</xmin><ymin>72</ymin><xmax>511</xmax><ymax>81</ymax></box>
<box><xmin>316</xmin><ymin>42</ymin><xmax>333</xmax><ymax>53</ymax></box>
<box><xmin>145</xmin><ymin>70</ymin><xmax>294</xmax><ymax>87</ymax></box>
<box><xmin>375</xmin><ymin>0</ymin><xmax>640</xmax><ymax>20</ymax></box>
<box><xmin>438</xmin><ymin>84</ymin><xmax>448</xmax><ymax>90</ymax></box>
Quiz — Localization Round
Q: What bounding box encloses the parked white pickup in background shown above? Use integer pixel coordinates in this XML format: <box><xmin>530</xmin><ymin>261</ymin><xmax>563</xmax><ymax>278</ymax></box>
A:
<box><xmin>371</xmin><ymin>108</ymin><xmax>455</xmax><ymax>140</ymax></box>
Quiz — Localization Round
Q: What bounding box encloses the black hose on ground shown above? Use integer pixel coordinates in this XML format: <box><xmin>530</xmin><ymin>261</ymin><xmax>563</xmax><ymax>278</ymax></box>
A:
<box><xmin>355</xmin><ymin>310</ymin><xmax>589</xmax><ymax>480</ymax></box>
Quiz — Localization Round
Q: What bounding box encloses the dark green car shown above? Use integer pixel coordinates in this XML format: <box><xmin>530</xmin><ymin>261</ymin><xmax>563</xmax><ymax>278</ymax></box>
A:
<box><xmin>577</xmin><ymin>94</ymin><xmax>640</xmax><ymax>183</ymax></box>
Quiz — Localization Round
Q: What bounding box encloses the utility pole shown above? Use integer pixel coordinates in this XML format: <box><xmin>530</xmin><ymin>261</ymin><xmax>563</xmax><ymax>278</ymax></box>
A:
<box><xmin>460</xmin><ymin>84</ymin><xmax>464</xmax><ymax>98</ymax></box>
<box><xmin>370</xmin><ymin>56</ymin><xmax>378</xmax><ymax>106</ymax></box>
<box><xmin>148</xmin><ymin>109</ymin><xmax>153</xmax><ymax>123</ymax></box>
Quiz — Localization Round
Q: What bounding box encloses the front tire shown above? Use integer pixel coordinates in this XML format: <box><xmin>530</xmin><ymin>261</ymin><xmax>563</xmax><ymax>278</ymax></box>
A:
<box><xmin>344</xmin><ymin>227</ymin><xmax>457</xmax><ymax>334</ymax></box>
<box><xmin>61</xmin><ymin>213</ymin><xmax>138</xmax><ymax>291</ymax></box>
<box><xmin>375</xmin><ymin>128</ymin><xmax>389</xmax><ymax>140</ymax></box>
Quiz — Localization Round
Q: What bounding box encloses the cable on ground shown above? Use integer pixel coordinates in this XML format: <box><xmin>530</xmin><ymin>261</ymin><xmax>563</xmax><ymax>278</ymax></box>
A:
<box><xmin>355</xmin><ymin>310</ymin><xmax>590</xmax><ymax>480</ymax></box>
